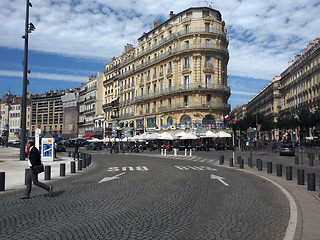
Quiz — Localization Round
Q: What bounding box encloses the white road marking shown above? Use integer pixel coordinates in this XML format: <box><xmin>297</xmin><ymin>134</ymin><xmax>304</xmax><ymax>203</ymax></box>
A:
<box><xmin>210</xmin><ymin>174</ymin><xmax>229</xmax><ymax>186</ymax></box>
<box><xmin>99</xmin><ymin>172</ymin><xmax>126</xmax><ymax>183</ymax></box>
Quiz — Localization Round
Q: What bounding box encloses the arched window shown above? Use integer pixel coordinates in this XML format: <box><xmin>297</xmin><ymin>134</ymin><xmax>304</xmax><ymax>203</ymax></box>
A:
<box><xmin>180</xmin><ymin>115</ymin><xmax>192</xmax><ymax>126</ymax></box>
<box><xmin>202</xmin><ymin>114</ymin><xmax>215</xmax><ymax>125</ymax></box>
<box><xmin>167</xmin><ymin>116</ymin><xmax>173</xmax><ymax>125</ymax></box>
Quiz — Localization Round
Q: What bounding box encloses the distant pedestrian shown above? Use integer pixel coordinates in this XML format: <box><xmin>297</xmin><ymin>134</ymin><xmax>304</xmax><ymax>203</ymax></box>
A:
<box><xmin>54</xmin><ymin>142</ymin><xmax>57</xmax><ymax>158</ymax></box>
<box><xmin>20</xmin><ymin>140</ymin><xmax>53</xmax><ymax>199</ymax></box>
<box><xmin>74</xmin><ymin>140</ymin><xmax>79</xmax><ymax>160</ymax></box>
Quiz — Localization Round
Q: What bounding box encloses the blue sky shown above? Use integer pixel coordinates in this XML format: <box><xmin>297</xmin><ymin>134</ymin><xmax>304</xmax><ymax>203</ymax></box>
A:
<box><xmin>1</xmin><ymin>0</ymin><xmax>320</xmax><ymax>110</ymax></box>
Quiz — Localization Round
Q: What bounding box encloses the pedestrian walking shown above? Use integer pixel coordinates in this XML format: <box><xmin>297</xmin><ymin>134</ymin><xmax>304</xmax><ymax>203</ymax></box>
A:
<box><xmin>74</xmin><ymin>140</ymin><xmax>79</xmax><ymax>160</ymax></box>
<box><xmin>20</xmin><ymin>140</ymin><xmax>53</xmax><ymax>199</ymax></box>
<box><xmin>54</xmin><ymin>141</ymin><xmax>57</xmax><ymax>158</ymax></box>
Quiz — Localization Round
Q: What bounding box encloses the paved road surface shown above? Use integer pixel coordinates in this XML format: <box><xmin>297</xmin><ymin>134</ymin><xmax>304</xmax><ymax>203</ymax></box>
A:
<box><xmin>0</xmin><ymin>153</ymin><xmax>289</xmax><ymax>239</ymax></box>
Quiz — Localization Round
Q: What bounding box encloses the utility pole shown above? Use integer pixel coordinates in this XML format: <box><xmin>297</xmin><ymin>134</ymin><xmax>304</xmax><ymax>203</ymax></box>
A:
<box><xmin>20</xmin><ymin>0</ymin><xmax>35</xmax><ymax>160</ymax></box>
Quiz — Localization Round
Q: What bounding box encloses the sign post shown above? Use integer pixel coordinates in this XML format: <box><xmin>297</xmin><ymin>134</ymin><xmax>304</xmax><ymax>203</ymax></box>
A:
<box><xmin>41</xmin><ymin>133</ymin><xmax>54</xmax><ymax>162</ymax></box>
<box><xmin>35</xmin><ymin>128</ymin><xmax>41</xmax><ymax>150</ymax></box>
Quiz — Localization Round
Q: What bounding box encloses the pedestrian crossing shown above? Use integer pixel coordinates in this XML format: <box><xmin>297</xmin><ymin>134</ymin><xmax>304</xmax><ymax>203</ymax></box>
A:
<box><xmin>129</xmin><ymin>152</ymin><xmax>217</xmax><ymax>164</ymax></box>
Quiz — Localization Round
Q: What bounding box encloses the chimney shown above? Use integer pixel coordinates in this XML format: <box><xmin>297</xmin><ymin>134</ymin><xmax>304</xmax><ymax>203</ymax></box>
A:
<box><xmin>169</xmin><ymin>11</ymin><xmax>175</xmax><ymax>19</ymax></box>
<box><xmin>294</xmin><ymin>54</ymin><xmax>301</xmax><ymax>62</ymax></box>
<box><xmin>153</xmin><ymin>21</ymin><xmax>160</xmax><ymax>29</ymax></box>
<box><xmin>124</xmin><ymin>44</ymin><xmax>134</xmax><ymax>54</ymax></box>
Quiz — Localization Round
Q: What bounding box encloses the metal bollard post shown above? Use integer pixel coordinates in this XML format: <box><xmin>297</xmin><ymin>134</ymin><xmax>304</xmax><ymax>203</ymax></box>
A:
<box><xmin>294</xmin><ymin>156</ymin><xmax>299</xmax><ymax>165</ymax></box>
<box><xmin>82</xmin><ymin>158</ymin><xmax>87</xmax><ymax>169</ymax></box>
<box><xmin>239</xmin><ymin>159</ymin><xmax>244</xmax><ymax>169</ymax></box>
<box><xmin>71</xmin><ymin>161</ymin><xmax>76</xmax><ymax>173</ymax></box>
<box><xmin>89</xmin><ymin>155</ymin><xmax>92</xmax><ymax>165</ymax></box>
<box><xmin>78</xmin><ymin>160</ymin><xmax>83</xmax><ymax>171</ymax></box>
<box><xmin>307</xmin><ymin>173</ymin><xmax>316</xmax><ymax>191</ymax></box>
<box><xmin>237</xmin><ymin>156</ymin><xmax>241</xmax><ymax>165</ymax></box>
<box><xmin>248</xmin><ymin>157</ymin><xmax>252</xmax><ymax>168</ymax></box>
<box><xmin>164</xmin><ymin>149</ymin><xmax>167</xmax><ymax>156</ymax></box>
<box><xmin>297</xmin><ymin>169</ymin><xmax>305</xmax><ymax>185</ymax></box>
<box><xmin>276</xmin><ymin>164</ymin><xmax>282</xmax><ymax>176</ymax></box>
<box><xmin>256</xmin><ymin>159</ymin><xmax>260</xmax><ymax>169</ymax></box>
<box><xmin>77</xmin><ymin>152</ymin><xmax>80</xmax><ymax>161</ymax></box>
<box><xmin>161</xmin><ymin>149</ymin><xmax>163</xmax><ymax>155</ymax></box>
<box><xmin>60</xmin><ymin>163</ymin><xmax>66</xmax><ymax>177</ymax></box>
<box><xmin>219</xmin><ymin>155</ymin><xmax>224</xmax><ymax>165</ymax></box>
<box><xmin>68</xmin><ymin>151</ymin><xmax>71</xmax><ymax>157</ymax></box>
<box><xmin>229</xmin><ymin>158</ymin><xmax>233</xmax><ymax>167</ymax></box>
<box><xmin>286</xmin><ymin>166</ymin><xmax>292</xmax><ymax>180</ymax></box>
<box><xmin>86</xmin><ymin>155</ymin><xmax>90</xmax><ymax>166</ymax></box>
<box><xmin>258</xmin><ymin>159</ymin><xmax>263</xmax><ymax>171</ymax></box>
<box><xmin>189</xmin><ymin>149</ymin><xmax>192</xmax><ymax>157</ymax></box>
<box><xmin>45</xmin><ymin>166</ymin><xmax>51</xmax><ymax>180</ymax></box>
<box><xmin>25</xmin><ymin>168</ymin><xmax>31</xmax><ymax>185</ymax></box>
<box><xmin>185</xmin><ymin>149</ymin><xmax>187</xmax><ymax>156</ymax></box>
<box><xmin>267</xmin><ymin>162</ymin><xmax>272</xmax><ymax>174</ymax></box>
<box><xmin>174</xmin><ymin>148</ymin><xmax>177</xmax><ymax>156</ymax></box>
<box><xmin>0</xmin><ymin>172</ymin><xmax>5</xmax><ymax>191</ymax></box>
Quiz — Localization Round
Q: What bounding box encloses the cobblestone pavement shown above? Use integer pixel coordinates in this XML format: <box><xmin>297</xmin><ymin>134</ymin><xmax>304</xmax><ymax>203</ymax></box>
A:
<box><xmin>0</xmin><ymin>153</ymin><xmax>289</xmax><ymax>239</ymax></box>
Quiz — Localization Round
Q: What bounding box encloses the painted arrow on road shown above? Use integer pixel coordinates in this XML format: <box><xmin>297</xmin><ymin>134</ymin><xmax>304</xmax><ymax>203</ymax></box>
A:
<box><xmin>210</xmin><ymin>174</ymin><xmax>229</xmax><ymax>186</ymax></box>
<box><xmin>99</xmin><ymin>172</ymin><xmax>126</xmax><ymax>183</ymax></box>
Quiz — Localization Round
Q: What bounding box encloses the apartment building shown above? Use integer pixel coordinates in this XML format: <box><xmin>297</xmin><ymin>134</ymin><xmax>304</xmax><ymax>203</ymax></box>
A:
<box><xmin>61</xmin><ymin>88</ymin><xmax>79</xmax><ymax>138</ymax></box>
<box><xmin>30</xmin><ymin>91</ymin><xmax>65</xmax><ymax>137</ymax></box>
<box><xmin>280</xmin><ymin>38</ymin><xmax>320</xmax><ymax>117</ymax></box>
<box><xmin>78</xmin><ymin>73</ymin><xmax>105</xmax><ymax>138</ymax></box>
<box><xmin>103</xmin><ymin>7</ymin><xmax>230</xmax><ymax>136</ymax></box>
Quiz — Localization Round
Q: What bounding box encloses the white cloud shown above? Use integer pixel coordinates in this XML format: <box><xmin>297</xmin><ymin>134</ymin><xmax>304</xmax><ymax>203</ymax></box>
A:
<box><xmin>0</xmin><ymin>70</ymin><xmax>87</xmax><ymax>82</ymax></box>
<box><xmin>1</xmin><ymin>0</ymin><xmax>319</xmax><ymax>107</ymax></box>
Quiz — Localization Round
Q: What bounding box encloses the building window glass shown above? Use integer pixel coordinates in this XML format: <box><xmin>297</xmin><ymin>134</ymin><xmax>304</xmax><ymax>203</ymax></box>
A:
<box><xmin>185</xmin><ymin>24</ymin><xmax>189</xmax><ymax>34</ymax></box>
<box><xmin>167</xmin><ymin>116</ymin><xmax>173</xmax><ymax>125</ymax></box>
<box><xmin>184</xmin><ymin>40</ymin><xmax>189</xmax><ymax>50</ymax></box>
<box><xmin>184</xmin><ymin>95</ymin><xmax>189</xmax><ymax>107</ymax></box>
<box><xmin>205</xmin><ymin>75</ymin><xmax>211</xmax><ymax>88</ymax></box>
<box><xmin>180</xmin><ymin>115</ymin><xmax>191</xmax><ymax>126</ymax></box>
<box><xmin>206</xmin><ymin>94</ymin><xmax>212</xmax><ymax>106</ymax></box>
<box><xmin>205</xmin><ymin>56</ymin><xmax>211</xmax><ymax>67</ymax></box>
<box><xmin>184</xmin><ymin>57</ymin><xmax>190</xmax><ymax>69</ymax></box>
<box><xmin>184</xmin><ymin>76</ymin><xmax>190</xmax><ymax>89</ymax></box>
<box><xmin>205</xmin><ymin>23</ymin><xmax>210</xmax><ymax>32</ymax></box>
<box><xmin>147</xmin><ymin>117</ymin><xmax>156</xmax><ymax>128</ymax></box>
<box><xmin>205</xmin><ymin>39</ymin><xmax>211</xmax><ymax>48</ymax></box>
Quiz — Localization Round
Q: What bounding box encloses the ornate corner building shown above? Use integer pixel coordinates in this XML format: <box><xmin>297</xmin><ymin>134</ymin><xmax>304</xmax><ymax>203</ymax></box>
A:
<box><xmin>103</xmin><ymin>7</ymin><xmax>230</xmax><ymax>136</ymax></box>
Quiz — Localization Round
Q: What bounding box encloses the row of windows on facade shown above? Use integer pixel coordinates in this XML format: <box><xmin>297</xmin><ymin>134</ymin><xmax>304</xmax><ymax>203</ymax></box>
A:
<box><xmin>106</xmin><ymin>74</ymin><xmax>215</xmax><ymax>104</ymax></box>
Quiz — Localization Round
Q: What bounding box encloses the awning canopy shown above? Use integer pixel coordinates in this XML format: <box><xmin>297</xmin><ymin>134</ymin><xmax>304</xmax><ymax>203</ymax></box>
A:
<box><xmin>83</xmin><ymin>133</ymin><xmax>93</xmax><ymax>138</ymax></box>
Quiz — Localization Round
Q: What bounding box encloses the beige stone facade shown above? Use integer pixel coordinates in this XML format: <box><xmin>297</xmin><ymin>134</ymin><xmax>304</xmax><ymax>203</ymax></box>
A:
<box><xmin>78</xmin><ymin>72</ymin><xmax>105</xmax><ymax>138</ymax></box>
<box><xmin>103</xmin><ymin>7</ymin><xmax>230</xmax><ymax>136</ymax></box>
<box><xmin>280</xmin><ymin>38</ymin><xmax>320</xmax><ymax>117</ymax></box>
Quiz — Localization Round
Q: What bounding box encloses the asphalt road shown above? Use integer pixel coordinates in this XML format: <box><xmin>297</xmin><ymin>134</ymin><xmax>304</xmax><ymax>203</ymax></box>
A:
<box><xmin>0</xmin><ymin>152</ymin><xmax>290</xmax><ymax>240</ymax></box>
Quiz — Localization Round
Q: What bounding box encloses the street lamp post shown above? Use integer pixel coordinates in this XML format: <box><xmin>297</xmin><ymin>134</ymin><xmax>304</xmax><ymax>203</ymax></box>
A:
<box><xmin>20</xmin><ymin>0</ymin><xmax>35</xmax><ymax>160</ymax></box>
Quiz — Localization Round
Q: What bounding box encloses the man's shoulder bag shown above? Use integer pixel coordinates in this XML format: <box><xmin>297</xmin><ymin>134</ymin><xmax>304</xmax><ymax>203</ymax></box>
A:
<box><xmin>32</xmin><ymin>164</ymin><xmax>44</xmax><ymax>174</ymax></box>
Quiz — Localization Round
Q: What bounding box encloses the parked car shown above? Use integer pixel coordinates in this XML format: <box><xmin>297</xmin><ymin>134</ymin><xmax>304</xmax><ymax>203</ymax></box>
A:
<box><xmin>86</xmin><ymin>142</ymin><xmax>103</xmax><ymax>150</ymax></box>
<box><xmin>56</xmin><ymin>142</ymin><xmax>66</xmax><ymax>152</ymax></box>
<box><xmin>280</xmin><ymin>143</ymin><xmax>295</xmax><ymax>156</ymax></box>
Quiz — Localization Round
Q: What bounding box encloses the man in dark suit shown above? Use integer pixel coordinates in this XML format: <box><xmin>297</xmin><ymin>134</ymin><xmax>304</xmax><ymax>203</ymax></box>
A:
<box><xmin>20</xmin><ymin>140</ymin><xmax>53</xmax><ymax>199</ymax></box>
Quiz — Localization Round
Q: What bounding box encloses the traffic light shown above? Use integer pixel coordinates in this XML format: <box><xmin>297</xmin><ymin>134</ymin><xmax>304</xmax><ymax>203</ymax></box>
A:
<box><xmin>232</xmin><ymin>120</ymin><xmax>237</xmax><ymax>131</ymax></box>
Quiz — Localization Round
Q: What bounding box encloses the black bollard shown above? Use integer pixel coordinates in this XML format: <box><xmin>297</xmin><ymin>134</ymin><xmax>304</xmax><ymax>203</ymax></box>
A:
<box><xmin>89</xmin><ymin>155</ymin><xmax>92</xmax><ymax>165</ymax></box>
<box><xmin>258</xmin><ymin>159</ymin><xmax>263</xmax><ymax>171</ymax></box>
<box><xmin>82</xmin><ymin>157</ymin><xmax>87</xmax><ymax>168</ymax></box>
<box><xmin>68</xmin><ymin>151</ymin><xmax>71</xmax><ymax>157</ymax></box>
<box><xmin>295</xmin><ymin>156</ymin><xmax>299</xmax><ymax>165</ymax></box>
<box><xmin>229</xmin><ymin>158</ymin><xmax>233</xmax><ymax>167</ymax></box>
<box><xmin>237</xmin><ymin>156</ymin><xmax>241</xmax><ymax>165</ymax></box>
<box><xmin>25</xmin><ymin>168</ymin><xmax>31</xmax><ymax>185</ymax></box>
<box><xmin>45</xmin><ymin>166</ymin><xmax>51</xmax><ymax>180</ymax></box>
<box><xmin>0</xmin><ymin>172</ymin><xmax>5</xmax><ymax>191</ymax></box>
<box><xmin>239</xmin><ymin>159</ymin><xmax>244</xmax><ymax>169</ymax></box>
<box><xmin>276</xmin><ymin>164</ymin><xmax>282</xmax><ymax>177</ymax></box>
<box><xmin>297</xmin><ymin>169</ymin><xmax>305</xmax><ymax>185</ymax></box>
<box><xmin>60</xmin><ymin>163</ymin><xmax>66</xmax><ymax>177</ymax></box>
<box><xmin>80</xmin><ymin>152</ymin><xmax>84</xmax><ymax>159</ymax></box>
<box><xmin>78</xmin><ymin>160</ymin><xmax>83</xmax><ymax>171</ymax></box>
<box><xmin>307</xmin><ymin>173</ymin><xmax>316</xmax><ymax>191</ymax></box>
<box><xmin>71</xmin><ymin>161</ymin><xmax>76</xmax><ymax>173</ymax></box>
<box><xmin>286</xmin><ymin>166</ymin><xmax>292</xmax><ymax>180</ymax></box>
<box><xmin>219</xmin><ymin>155</ymin><xmax>224</xmax><ymax>165</ymax></box>
<box><xmin>256</xmin><ymin>159</ymin><xmax>260</xmax><ymax>169</ymax></box>
<box><xmin>248</xmin><ymin>157</ymin><xmax>253</xmax><ymax>168</ymax></box>
<box><xmin>267</xmin><ymin>162</ymin><xmax>272</xmax><ymax>174</ymax></box>
<box><xmin>86</xmin><ymin>155</ymin><xmax>90</xmax><ymax>167</ymax></box>
<box><xmin>77</xmin><ymin>152</ymin><xmax>80</xmax><ymax>161</ymax></box>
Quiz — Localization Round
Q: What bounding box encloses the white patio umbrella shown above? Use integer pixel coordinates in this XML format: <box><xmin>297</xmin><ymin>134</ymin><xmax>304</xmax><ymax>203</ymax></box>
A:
<box><xmin>201</xmin><ymin>131</ymin><xmax>218</xmax><ymax>138</ymax></box>
<box><xmin>103</xmin><ymin>138</ymin><xmax>111</xmax><ymax>143</ymax></box>
<box><xmin>87</xmin><ymin>138</ymin><xmax>104</xmax><ymax>142</ymax></box>
<box><xmin>175</xmin><ymin>131</ymin><xmax>186</xmax><ymax>137</ymax></box>
<box><xmin>145</xmin><ymin>133</ymin><xmax>159</xmax><ymax>140</ymax></box>
<box><xmin>158</xmin><ymin>132</ymin><xmax>176</xmax><ymax>140</ymax></box>
<box><xmin>180</xmin><ymin>132</ymin><xmax>198</xmax><ymax>140</ymax></box>
<box><xmin>216</xmin><ymin>131</ymin><xmax>232</xmax><ymax>138</ymax></box>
